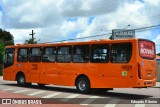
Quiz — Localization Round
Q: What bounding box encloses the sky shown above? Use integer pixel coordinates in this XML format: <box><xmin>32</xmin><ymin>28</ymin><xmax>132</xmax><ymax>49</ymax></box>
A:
<box><xmin>0</xmin><ymin>0</ymin><xmax>160</xmax><ymax>53</ymax></box>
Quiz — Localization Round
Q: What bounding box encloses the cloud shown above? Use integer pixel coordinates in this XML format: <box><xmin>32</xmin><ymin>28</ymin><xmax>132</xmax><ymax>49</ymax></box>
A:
<box><xmin>153</xmin><ymin>34</ymin><xmax>160</xmax><ymax>53</ymax></box>
<box><xmin>1</xmin><ymin>0</ymin><xmax>124</xmax><ymax>29</ymax></box>
<box><xmin>76</xmin><ymin>0</ymin><xmax>160</xmax><ymax>39</ymax></box>
<box><xmin>0</xmin><ymin>0</ymin><xmax>159</xmax><ymax>45</ymax></box>
<box><xmin>58</xmin><ymin>0</ymin><xmax>123</xmax><ymax>17</ymax></box>
<box><xmin>153</xmin><ymin>34</ymin><xmax>160</xmax><ymax>45</ymax></box>
<box><xmin>1</xmin><ymin>0</ymin><xmax>62</xmax><ymax>29</ymax></box>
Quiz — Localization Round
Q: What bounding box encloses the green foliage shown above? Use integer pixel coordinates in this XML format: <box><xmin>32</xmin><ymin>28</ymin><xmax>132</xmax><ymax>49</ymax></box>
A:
<box><xmin>0</xmin><ymin>28</ymin><xmax>14</xmax><ymax>46</ymax></box>
<box><xmin>0</xmin><ymin>42</ymin><xmax>5</xmax><ymax>64</ymax></box>
<box><xmin>157</xmin><ymin>53</ymin><xmax>160</xmax><ymax>56</ymax></box>
<box><xmin>0</xmin><ymin>64</ymin><xmax>3</xmax><ymax>76</ymax></box>
<box><xmin>25</xmin><ymin>38</ymin><xmax>37</xmax><ymax>44</ymax></box>
<box><xmin>109</xmin><ymin>35</ymin><xmax>113</xmax><ymax>40</ymax></box>
<box><xmin>0</xmin><ymin>28</ymin><xmax>14</xmax><ymax>65</ymax></box>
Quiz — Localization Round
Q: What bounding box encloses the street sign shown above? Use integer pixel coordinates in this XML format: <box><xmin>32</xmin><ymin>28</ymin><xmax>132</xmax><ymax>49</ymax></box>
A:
<box><xmin>112</xmin><ymin>29</ymin><xmax>135</xmax><ymax>40</ymax></box>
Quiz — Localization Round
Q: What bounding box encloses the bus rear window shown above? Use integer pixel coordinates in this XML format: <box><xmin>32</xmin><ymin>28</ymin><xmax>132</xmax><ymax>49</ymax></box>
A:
<box><xmin>139</xmin><ymin>40</ymin><xmax>155</xmax><ymax>59</ymax></box>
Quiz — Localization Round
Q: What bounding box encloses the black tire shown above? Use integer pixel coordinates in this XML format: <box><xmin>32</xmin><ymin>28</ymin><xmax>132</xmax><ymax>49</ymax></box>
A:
<box><xmin>76</xmin><ymin>77</ymin><xmax>90</xmax><ymax>94</ymax></box>
<box><xmin>26</xmin><ymin>83</ymin><xmax>32</xmax><ymax>87</ymax></box>
<box><xmin>37</xmin><ymin>83</ymin><xmax>46</xmax><ymax>87</ymax></box>
<box><xmin>92</xmin><ymin>88</ymin><xmax>113</xmax><ymax>93</ymax></box>
<box><xmin>17</xmin><ymin>74</ymin><xmax>26</xmax><ymax>86</ymax></box>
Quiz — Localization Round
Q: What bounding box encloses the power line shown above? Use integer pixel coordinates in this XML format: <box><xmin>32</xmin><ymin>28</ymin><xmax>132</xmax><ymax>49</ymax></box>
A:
<box><xmin>52</xmin><ymin>24</ymin><xmax>160</xmax><ymax>43</ymax></box>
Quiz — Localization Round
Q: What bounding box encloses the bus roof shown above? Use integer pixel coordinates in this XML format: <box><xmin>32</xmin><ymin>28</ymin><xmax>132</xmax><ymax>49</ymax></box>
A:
<box><xmin>6</xmin><ymin>38</ymin><xmax>140</xmax><ymax>48</ymax></box>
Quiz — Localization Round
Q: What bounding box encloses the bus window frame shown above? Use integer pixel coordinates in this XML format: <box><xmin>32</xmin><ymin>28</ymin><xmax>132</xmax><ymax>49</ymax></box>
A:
<box><xmin>42</xmin><ymin>46</ymin><xmax>56</xmax><ymax>63</ymax></box>
<box><xmin>72</xmin><ymin>45</ymin><xmax>90</xmax><ymax>63</ymax></box>
<box><xmin>29</xmin><ymin>47</ymin><xmax>42</xmax><ymax>62</ymax></box>
<box><xmin>17</xmin><ymin>48</ymin><xmax>29</xmax><ymax>62</ymax></box>
<box><xmin>90</xmin><ymin>44</ymin><xmax>109</xmax><ymax>63</ymax></box>
<box><xmin>4</xmin><ymin>48</ymin><xmax>15</xmax><ymax>68</ymax></box>
<box><xmin>56</xmin><ymin>46</ymin><xmax>72</xmax><ymax>63</ymax></box>
<box><xmin>110</xmin><ymin>43</ymin><xmax>132</xmax><ymax>63</ymax></box>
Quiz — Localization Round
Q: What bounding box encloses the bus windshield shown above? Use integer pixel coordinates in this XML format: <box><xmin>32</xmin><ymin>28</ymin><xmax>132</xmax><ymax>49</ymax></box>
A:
<box><xmin>139</xmin><ymin>40</ymin><xmax>155</xmax><ymax>59</ymax></box>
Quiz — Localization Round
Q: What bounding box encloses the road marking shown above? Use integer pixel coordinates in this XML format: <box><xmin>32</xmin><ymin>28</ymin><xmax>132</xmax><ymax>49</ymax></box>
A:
<box><xmin>104</xmin><ymin>99</ymin><xmax>120</xmax><ymax>107</ymax></box>
<box><xmin>13</xmin><ymin>90</ymin><xmax>29</xmax><ymax>93</ymax></box>
<box><xmin>2</xmin><ymin>88</ymin><xmax>14</xmax><ymax>91</ymax></box>
<box><xmin>80</xmin><ymin>96</ymin><xmax>100</xmax><ymax>105</ymax></box>
<box><xmin>27</xmin><ymin>91</ymin><xmax>45</xmax><ymax>96</ymax></box>
<box><xmin>60</xmin><ymin>94</ymin><xmax>80</xmax><ymax>102</ymax></box>
<box><xmin>135</xmin><ymin>104</ymin><xmax>145</xmax><ymax>107</ymax></box>
<box><xmin>42</xmin><ymin>92</ymin><xmax>61</xmax><ymax>98</ymax></box>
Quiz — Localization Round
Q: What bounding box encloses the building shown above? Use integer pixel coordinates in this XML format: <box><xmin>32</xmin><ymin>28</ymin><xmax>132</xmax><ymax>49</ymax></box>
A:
<box><xmin>156</xmin><ymin>55</ymin><xmax>160</xmax><ymax>63</ymax></box>
<box><xmin>156</xmin><ymin>55</ymin><xmax>160</xmax><ymax>82</ymax></box>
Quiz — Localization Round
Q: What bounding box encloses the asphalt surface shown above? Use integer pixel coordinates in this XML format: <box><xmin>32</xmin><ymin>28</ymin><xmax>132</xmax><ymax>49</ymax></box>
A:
<box><xmin>0</xmin><ymin>76</ymin><xmax>159</xmax><ymax>107</ymax></box>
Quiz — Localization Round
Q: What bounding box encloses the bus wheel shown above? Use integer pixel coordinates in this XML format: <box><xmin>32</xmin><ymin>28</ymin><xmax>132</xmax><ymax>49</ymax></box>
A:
<box><xmin>37</xmin><ymin>83</ymin><xmax>46</xmax><ymax>87</ymax></box>
<box><xmin>76</xmin><ymin>77</ymin><xmax>90</xmax><ymax>94</ymax></box>
<box><xmin>92</xmin><ymin>88</ymin><xmax>113</xmax><ymax>93</ymax></box>
<box><xmin>17</xmin><ymin>74</ymin><xmax>26</xmax><ymax>86</ymax></box>
<box><xmin>26</xmin><ymin>83</ymin><xmax>32</xmax><ymax>87</ymax></box>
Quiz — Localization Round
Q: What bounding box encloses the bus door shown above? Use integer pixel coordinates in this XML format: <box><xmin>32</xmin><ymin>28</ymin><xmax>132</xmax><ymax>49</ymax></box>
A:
<box><xmin>28</xmin><ymin>47</ymin><xmax>43</xmax><ymax>83</ymax></box>
<box><xmin>3</xmin><ymin>48</ymin><xmax>15</xmax><ymax>80</ymax></box>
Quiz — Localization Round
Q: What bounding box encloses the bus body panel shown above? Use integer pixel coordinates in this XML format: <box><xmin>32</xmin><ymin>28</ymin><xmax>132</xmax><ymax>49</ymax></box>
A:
<box><xmin>3</xmin><ymin>38</ymin><xmax>156</xmax><ymax>88</ymax></box>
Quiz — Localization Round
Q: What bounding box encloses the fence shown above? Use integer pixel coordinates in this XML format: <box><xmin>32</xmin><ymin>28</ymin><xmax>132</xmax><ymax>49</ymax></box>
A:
<box><xmin>157</xmin><ymin>63</ymin><xmax>160</xmax><ymax>82</ymax></box>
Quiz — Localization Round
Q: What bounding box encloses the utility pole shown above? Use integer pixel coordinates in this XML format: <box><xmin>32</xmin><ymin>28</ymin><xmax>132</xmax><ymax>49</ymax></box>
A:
<box><xmin>29</xmin><ymin>30</ymin><xmax>35</xmax><ymax>44</ymax></box>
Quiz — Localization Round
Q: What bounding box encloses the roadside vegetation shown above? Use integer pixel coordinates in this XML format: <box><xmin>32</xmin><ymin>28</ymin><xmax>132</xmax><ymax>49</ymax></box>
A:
<box><xmin>0</xmin><ymin>64</ymin><xmax>2</xmax><ymax>76</ymax></box>
<box><xmin>0</xmin><ymin>28</ymin><xmax>14</xmax><ymax>76</ymax></box>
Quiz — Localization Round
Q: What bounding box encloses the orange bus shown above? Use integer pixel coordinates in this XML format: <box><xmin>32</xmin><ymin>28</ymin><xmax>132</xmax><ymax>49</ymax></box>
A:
<box><xmin>3</xmin><ymin>38</ymin><xmax>156</xmax><ymax>93</ymax></box>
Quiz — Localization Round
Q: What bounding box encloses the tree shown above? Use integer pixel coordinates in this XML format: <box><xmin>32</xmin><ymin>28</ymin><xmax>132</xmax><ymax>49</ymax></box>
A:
<box><xmin>25</xmin><ymin>38</ymin><xmax>37</xmax><ymax>44</ymax></box>
<box><xmin>109</xmin><ymin>35</ymin><xmax>113</xmax><ymax>40</ymax></box>
<box><xmin>0</xmin><ymin>42</ymin><xmax>5</xmax><ymax>64</ymax></box>
<box><xmin>0</xmin><ymin>28</ymin><xmax>14</xmax><ymax>46</ymax></box>
<box><xmin>0</xmin><ymin>28</ymin><xmax>14</xmax><ymax>64</ymax></box>
<box><xmin>157</xmin><ymin>53</ymin><xmax>160</xmax><ymax>56</ymax></box>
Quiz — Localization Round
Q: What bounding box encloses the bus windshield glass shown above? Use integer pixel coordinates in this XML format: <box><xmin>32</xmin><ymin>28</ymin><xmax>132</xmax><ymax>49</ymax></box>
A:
<box><xmin>139</xmin><ymin>40</ymin><xmax>155</xmax><ymax>59</ymax></box>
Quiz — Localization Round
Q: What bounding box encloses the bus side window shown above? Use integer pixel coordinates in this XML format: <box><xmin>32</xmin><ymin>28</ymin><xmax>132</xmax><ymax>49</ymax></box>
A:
<box><xmin>57</xmin><ymin>46</ymin><xmax>71</xmax><ymax>63</ymax></box>
<box><xmin>73</xmin><ymin>45</ymin><xmax>89</xmax><ymax>63</ymax></box>
<box><xmin>91</xmin><ymin>45</ymin><xmax>108</xmax><ymax>63</ymax></box>
<box><xmin>110</xmin><ymin>43</ymin><xmax>132</xmax><ymax>63</ymax></box>
<box><xmin>29</xmin><ymin>47</ymin><xmax>42</xmax><ymax>62</ymax></box>
<box><xmin>4</xmin><ymin>48</ymin><xmax>15</xmax><ymax>68</ymax></box>
<box><xmin>17</xmin><ymin>48</ymin><xmax>28</xmax><ymax>62</ymax></box>
<box><xmin>42</xmin><ymin>47</ymin><xmax>55</xmax><ymax>62</ymax></box>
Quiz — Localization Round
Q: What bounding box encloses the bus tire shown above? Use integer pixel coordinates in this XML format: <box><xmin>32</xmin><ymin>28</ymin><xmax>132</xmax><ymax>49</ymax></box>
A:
<box><xmin>76</xmin><ymin>77</ymin><xmax>90</xmax><ymax>94</ymax></box>
<box><xmin>17</xmin><ymin>74</ymin><xmax>26</xmax><ymax>86</ymax></box>
<box><xmin>26</xmin><ymin>83</ymin><xmax>32</xmax><ymax>87</ymax></box>
<box><xmin>37</xmin><ymin>83</ymin><xmax>46</xmax><ymax>87</ymax></box>
<box><xmin>92</xmin><ymin>88</ymin><xmax>113</xmax><ymax>93</ymax></box>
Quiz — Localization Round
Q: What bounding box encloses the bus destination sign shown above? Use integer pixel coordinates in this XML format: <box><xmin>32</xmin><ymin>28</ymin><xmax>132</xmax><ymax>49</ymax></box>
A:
<box><xmin>112</xmin><ymin>29</ymin><xmax>135</xmax><ymax>40</ymax></box>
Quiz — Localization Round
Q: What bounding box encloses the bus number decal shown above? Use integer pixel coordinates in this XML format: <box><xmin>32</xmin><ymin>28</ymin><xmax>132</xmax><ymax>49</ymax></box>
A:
<box><xmin>121</xmin><ymin>65</ymin><xmax>132</xmax><ymax>71</ymax></box>
<box><xmin>32</xmin><ymin>64</ymin><xmax>38</xmax><ymax>70</ymax></box>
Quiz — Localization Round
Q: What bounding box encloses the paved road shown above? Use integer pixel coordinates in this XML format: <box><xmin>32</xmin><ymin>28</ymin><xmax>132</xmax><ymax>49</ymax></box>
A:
<box><xmin>0</xmin><ymin>76</ymin><xmax>159</xmax><ymax>107</ymax></box>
